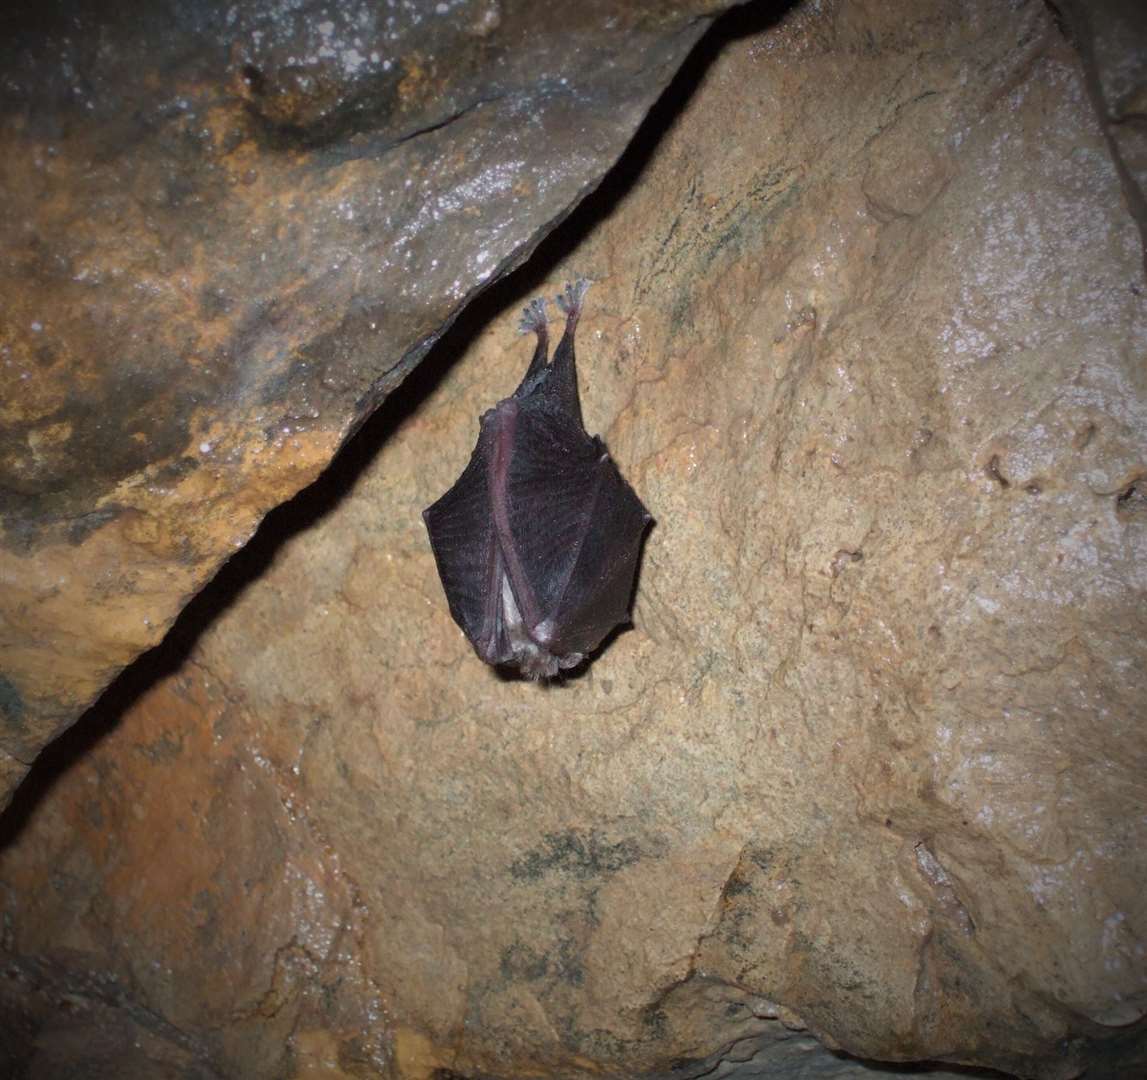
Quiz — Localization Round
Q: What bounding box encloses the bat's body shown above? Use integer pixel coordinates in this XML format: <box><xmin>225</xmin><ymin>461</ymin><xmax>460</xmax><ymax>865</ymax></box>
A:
<box><xmin>423</xmin><ymin>281</ymin><xmax>652</xmax><ymax>678</ymax></box>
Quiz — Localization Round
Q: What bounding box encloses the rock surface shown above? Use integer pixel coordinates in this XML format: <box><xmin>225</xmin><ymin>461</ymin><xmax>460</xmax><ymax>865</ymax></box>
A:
<box><xmin>0</xmin><ymin>0</ymin><xmax>720</xmax><ymax>809</ymax></box>
<box><xmin>1058</xmin><ymin>0</ymin><xmax>1147</xmax><ymax>260</ymax></box>
<box><xmin>2</xmin><ymin>0</ymin><xmax>1147</xmax><ymax>1078</ymax></box>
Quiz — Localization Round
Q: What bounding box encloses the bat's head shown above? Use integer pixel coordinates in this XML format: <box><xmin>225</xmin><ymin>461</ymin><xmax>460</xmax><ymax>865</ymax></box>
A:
<box><xmin>497</xmin><ymin>576</ymin><xmax>585</xmax><ymax>679</ymax></box>
<box><xmin>513</xmin><ymin>644</ymin><xmax>586</xmax><ymax>681</ymax></box>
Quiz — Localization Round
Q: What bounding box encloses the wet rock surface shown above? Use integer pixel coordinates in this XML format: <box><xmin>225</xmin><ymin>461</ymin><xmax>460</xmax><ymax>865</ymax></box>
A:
<box><xmin>2</xmin><ymin>0</ymin><xmax>1147</xmax><ymax>1078</ymax></box>
<box><xmin>0</xmin><ymin>0</ymin><xmax>719</xmax><ymax>808</ymax></box>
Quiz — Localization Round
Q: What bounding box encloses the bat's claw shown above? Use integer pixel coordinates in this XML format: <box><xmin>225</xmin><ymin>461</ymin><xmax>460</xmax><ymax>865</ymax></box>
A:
<box><xmin>518</xmin><ymin>297</ymin><xmax>548</xmax><ymax>335</ymax></box>
<box><xmin>556</xmin><ymin>278</ymin><xmax>591</xmax><ymax>319</ymax></box>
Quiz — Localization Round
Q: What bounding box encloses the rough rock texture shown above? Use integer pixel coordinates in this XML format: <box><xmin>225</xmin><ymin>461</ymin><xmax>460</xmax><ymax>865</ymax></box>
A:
<box><xmin>2</xmin><ymin>0</ymin><xmax>1147</xmax><ymax>1078</ymax></box>
<box><xmin>1058</xmin><ymin>0</ymin><xmax>1147</xmax><ymax>263</ymax></box>
<box><xmin>0</xmin><ymin>0</ymin><xmax>721</xmax><ymax>809</ymax></box>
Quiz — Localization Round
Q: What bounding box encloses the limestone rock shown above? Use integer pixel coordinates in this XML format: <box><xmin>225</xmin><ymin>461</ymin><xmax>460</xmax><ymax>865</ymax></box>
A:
<box><xmin>0</xmin><ymin>0</ymin><xmax>721</xmax><ymax>809</ymax></box>
<box><xmin>1</xmin><ymin>1</ymin><xmax>1146</xmax><ymax>1078</ymax></box>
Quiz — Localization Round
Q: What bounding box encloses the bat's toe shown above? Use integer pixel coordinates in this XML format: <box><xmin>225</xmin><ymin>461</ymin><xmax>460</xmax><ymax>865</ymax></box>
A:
<box><xmin>556</xmin><ymin>277</ymin><xmax>591</xmax><ymax>317</ymax></box>
<box><xmin>518</xmin><ymin>297</ymin><xmax>548</xmax><ymax>335</ymax></box>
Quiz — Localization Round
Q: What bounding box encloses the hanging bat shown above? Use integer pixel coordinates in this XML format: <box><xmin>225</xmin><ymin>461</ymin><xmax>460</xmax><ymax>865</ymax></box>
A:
<box><xmin>423</xmin><ymin>280</ymin><xmax>652</xmax><ymax>678</ymax></box>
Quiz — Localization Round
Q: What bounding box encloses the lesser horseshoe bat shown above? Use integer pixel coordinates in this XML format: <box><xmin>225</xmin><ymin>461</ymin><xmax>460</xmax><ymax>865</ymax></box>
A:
<box><xmin>423</xmin><ymin>280</ymin><xmax>652</xmax><ymax>678</ymax></box>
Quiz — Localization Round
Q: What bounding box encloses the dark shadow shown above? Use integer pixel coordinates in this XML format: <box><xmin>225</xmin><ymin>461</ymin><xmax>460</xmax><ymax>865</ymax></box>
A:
<box><xmin>0</xmin><ymin>0</ymin><xmax>799</xmax><ymax>850</ymax></box>
<box><xmin>824</xmin><ymin>1051</ymin><xmax>1014</xmax><ymax>1077</ymax></box>
<box><xmin>1045</xmin><ymin>0</ymin><xmax>1147</xmax><ymax>277</ymax></box>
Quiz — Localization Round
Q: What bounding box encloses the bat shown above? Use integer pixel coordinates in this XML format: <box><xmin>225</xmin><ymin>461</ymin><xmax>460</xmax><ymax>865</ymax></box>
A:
<box><xmin>423</xmin><ymin>280</ymin><xmax>653</xmax><ymax>678</ymax></box>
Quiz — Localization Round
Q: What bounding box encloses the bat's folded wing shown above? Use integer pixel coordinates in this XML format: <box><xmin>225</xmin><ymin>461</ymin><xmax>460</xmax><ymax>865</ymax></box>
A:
<box><xmin>505</xmin><ymin>406</ymin><xmax>650</xmax><ymax>657</ymax></box>
<box><xmin>504</xmin><ymin>406</ymin><xmax>602</xmax><ymax>625</ymax></box>
<box><xmin>422</xmin><ymin>430</ymin><xmax>502</xmax><ymax>659</ymax></box>
<box><xmin>542</xmin><ymin>459</ymin><xmax>649</xmax><ymax>657</ymax></box>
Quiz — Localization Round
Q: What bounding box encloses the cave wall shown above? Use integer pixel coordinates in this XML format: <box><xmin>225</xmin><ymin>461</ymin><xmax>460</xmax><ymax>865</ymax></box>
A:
<box><xmin>1</xmin><ymin>1</ymin><xmax>1146</xmax><ymax>1078</ymax></box>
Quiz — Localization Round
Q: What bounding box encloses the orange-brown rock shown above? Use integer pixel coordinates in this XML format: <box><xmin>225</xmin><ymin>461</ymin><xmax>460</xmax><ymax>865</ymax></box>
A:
<box><xmin>1</xmin><ymin>0</ymin><xmax>1145</xmax><ymax>1077</ymax></box>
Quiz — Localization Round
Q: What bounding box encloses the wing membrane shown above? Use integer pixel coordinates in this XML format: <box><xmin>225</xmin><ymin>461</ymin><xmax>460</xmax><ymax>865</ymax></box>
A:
<box><xmin>546</xmin><ymin>459</ymin><xmax>648</xmax><ymax>656</ymax></box>
<box><xmin>504</xmin><ymin>403</ymin><xmax>601</xmax><ymax>623</ymax></box>
<box><xmin>423</xmin><ymin>424</ymin><xmax>506</xmax><ymax>662</ymax></box>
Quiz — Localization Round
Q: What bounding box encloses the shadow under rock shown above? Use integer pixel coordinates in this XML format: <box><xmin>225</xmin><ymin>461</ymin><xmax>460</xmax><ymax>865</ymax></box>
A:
<box><xmin>0</xmin><ymin>0</ymin><xmax>799</xmax><ymax>849</ymax></box>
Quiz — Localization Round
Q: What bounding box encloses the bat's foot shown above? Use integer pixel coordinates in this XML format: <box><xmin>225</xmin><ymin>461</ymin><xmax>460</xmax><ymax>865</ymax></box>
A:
<box><xmin>518</xmin><ymin>297</ymin><xmax>548</xmax><ymax>335</ymax></box>
<box><xmin>556</xmin><ymin>278</ymin><xmax>591</xmax><ymax>321</ymax></box>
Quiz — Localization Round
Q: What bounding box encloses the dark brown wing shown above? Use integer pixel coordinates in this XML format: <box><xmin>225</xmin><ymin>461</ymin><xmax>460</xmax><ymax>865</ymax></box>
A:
<box><xmin>539</xmin><ymin>454</ymin><xmax>650</xmax><ymax>657</ymax></box>
<box><xmin>501</xmin><ymin>403</ymin><xmax>601</xmax><ymax>626</ymax></box>
<box><xmin>422</xmin><ymin>418</ymin><xmax>506</xmax><ymax>663</ymax></box>
<box><xmin>502</xmin><ymin>402</ymin><xmax>649</xmax><ymax>657</ymax></box>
